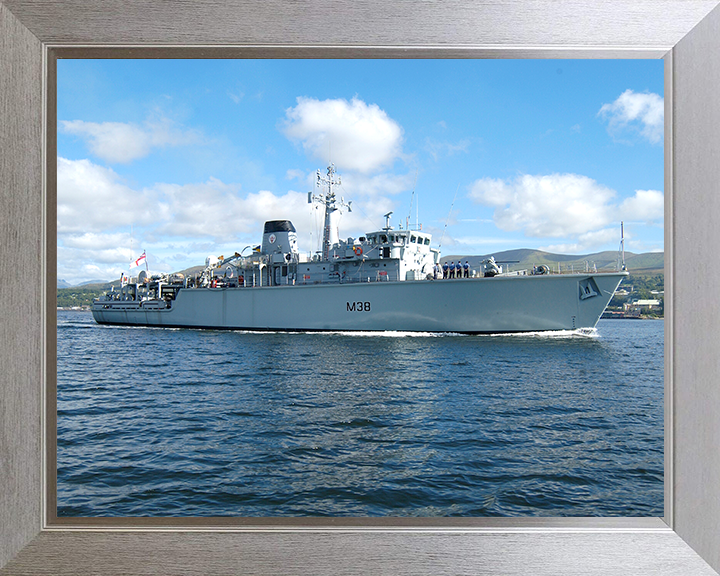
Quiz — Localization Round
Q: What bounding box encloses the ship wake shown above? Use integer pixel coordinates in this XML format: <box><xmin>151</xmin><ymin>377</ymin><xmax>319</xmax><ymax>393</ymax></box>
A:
<box><xmin>493</xmin><ymin>327</ymin><xmax>599</xmax><ymax>339</ymax></box>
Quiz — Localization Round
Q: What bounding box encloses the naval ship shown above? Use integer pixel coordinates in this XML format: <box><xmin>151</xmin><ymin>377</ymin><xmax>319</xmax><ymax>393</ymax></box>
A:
<box><xmin>91</xmin><ymin>165</ymin><xmax>627</xmax><ymax>333</ymax></box>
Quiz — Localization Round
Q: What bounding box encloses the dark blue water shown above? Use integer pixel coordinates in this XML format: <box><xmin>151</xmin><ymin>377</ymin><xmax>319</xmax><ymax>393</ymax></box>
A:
<box><xmin>56</xmin><ymin>311</ymin><xmax>663</xmax><ymax>517</ymax></box>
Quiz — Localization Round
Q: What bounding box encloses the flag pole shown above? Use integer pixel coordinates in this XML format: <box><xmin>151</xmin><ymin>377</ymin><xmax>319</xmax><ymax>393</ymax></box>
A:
<box><xmin>130</xmin><ymin>224</ymin><xmax>133</xmax><ymax>271</ymax></box>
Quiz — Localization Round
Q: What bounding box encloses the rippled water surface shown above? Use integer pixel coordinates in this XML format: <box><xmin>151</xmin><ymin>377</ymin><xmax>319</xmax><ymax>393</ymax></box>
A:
<box><xmin>57</xmin><ymin>311</ymin><xmax>663</xmax><ymax>517</ymax></box>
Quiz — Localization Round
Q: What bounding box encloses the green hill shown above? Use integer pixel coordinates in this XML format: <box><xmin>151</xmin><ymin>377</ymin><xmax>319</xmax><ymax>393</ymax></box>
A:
<box><xmin>57</xmin><ymin>286</ymin><xmax>113</xmax><ymax>308</ymax></box>
<box><xmin>442</xmin><ymin>249</ymin><xmax>663</xmax><ymax>275</ymax></box>
<box><xmin>57</xmin><ymin>266</ymin><xmax>206</xmax><ymax>308</ymax></box>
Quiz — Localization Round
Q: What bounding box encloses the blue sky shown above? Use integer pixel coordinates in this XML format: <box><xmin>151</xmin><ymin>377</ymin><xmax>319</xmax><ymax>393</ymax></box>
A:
<box><xmin>57</xmin><ymin>59</ymin><xmax>664</xmax><ymax>284</ymax></box>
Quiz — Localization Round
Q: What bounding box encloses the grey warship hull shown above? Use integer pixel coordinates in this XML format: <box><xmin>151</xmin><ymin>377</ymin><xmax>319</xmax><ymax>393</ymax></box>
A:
<box><xmin>91</xmin><ymin>272</ymin><xmax>626</xmax><ymax>333</ymax></box>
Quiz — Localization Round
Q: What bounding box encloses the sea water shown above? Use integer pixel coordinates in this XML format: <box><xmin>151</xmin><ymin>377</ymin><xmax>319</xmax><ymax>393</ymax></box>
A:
<box><xmin>56</xmin><ymin>311</ymin><xmax>663</xmax><ymax>517</ymax></box>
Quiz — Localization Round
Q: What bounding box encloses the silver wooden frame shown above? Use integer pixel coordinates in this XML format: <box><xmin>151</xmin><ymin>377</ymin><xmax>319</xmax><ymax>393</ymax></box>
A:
<box><xmin>2</xmin><ymin>1</ymin><xmax>720</xmax><ymax>574</ymax></box>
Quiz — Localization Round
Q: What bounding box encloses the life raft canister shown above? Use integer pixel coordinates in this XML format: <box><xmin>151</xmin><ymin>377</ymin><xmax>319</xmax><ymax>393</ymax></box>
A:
<box><xmin>353</xmin><ymin>245</ymin><xmax>363</xmax><ymax>255</ymax></box>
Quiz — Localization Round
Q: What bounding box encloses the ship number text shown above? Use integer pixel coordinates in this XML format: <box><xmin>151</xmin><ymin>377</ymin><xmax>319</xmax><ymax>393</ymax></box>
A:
<box><xmin>347</xmin><ymin>301</ymin><xmax>371</xmax><ymax>312</ymax></box>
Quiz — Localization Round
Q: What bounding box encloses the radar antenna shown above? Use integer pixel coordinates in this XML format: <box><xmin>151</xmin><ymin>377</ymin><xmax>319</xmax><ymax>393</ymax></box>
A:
<box><xmin>383</xmin><ymin>211</ymin><xmax>394</xmax><ymax>231</ymax></box>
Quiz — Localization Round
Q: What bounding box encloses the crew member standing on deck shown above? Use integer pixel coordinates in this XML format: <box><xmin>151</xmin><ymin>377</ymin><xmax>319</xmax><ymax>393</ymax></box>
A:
<box><xmin>456</xmin><ymin>261</ymin><xmax>463</xmax><ymax>278</ymax></box>
<box><xmin>449</xmin><ymin>261</ymin><xmax>455</xmax><ymax>279</ymax></box>
<box><xmin>464</xmin><ymin>260</ymin><xmax>470</xmax><ymax>278</ymax></box>
<box><xmin>442</xmin><ymin>261</ymin><xmax>449</xmax><ymax>279</ymax></box>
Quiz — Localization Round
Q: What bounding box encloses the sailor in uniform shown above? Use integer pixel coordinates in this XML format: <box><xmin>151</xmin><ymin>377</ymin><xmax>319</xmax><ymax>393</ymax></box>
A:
<box><xmin>449</xmin><ymin>261</ymin><xmax>455</xmax><ymax>279</ymax></box>
<box><xmin>442</xmin><ymin>261</ymin><xmax>449</xmax><ymax>279</ymax></box>
<box><xmin>455</xmin><ymin>261</ymin><xmax>463</xmax><ymax>278</ymax></box>
<box><xmin>464</xmin><ymin>261</ymin><xmax>470</xmax><ymax>278</ymax></box>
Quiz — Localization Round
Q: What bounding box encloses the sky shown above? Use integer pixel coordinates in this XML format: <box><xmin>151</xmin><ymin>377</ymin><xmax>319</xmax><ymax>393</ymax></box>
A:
<box><xmin>57</xmin><ymin>59</ymin><xmax>664</xmax><ymax>285</ymax></box>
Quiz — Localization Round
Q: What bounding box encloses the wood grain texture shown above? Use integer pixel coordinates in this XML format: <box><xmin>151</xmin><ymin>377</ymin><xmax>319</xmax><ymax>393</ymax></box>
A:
<box><xmin>46</xmin><ymin>46</ymin><xmax>670</xmax><ymax>60</ymax></box>
<box><xmin>663</xmin><ymin>52</ymin><xmax>675</xmax><ymax>530</ymax></box>
<box><xmin>1</xmin><ymin>0</ymin><xmax>718</xmax><ymax>47</ymax></box>
<box><xmin>672</xmin><ymin>4</ymin><xmax>720</xmax><ymax>572</ymax></box>
<box><xmin>1</xmin><ymin>530</ymin><xmax>718</xmax><ymax>576</ymax></box>
<box><xmin>45</xmin><ymin>516</ymin><xmax>669</xmax><ymax>529</ymax></box>
<box><xmin>2</xmin><ymin>0</ymin><xmax>720</xmax><ymax>574</ymax></box>
<box><xmin>0</xmin><ymin>2</ymin><xmax>43</xmax><ymax>570</ymax></box>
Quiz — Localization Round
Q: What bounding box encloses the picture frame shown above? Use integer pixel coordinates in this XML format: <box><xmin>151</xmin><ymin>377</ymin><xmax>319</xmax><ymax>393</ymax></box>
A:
<box><xmin>2</xmin><ymin>1</ymin><xmax>720</xmax><ymax>574</ymax></box>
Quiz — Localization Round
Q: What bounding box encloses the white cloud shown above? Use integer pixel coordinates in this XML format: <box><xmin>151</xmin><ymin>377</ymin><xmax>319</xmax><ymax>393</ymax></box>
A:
<box><xmin>60</xmin><ymin>117</ymin><xmax>200</xmax><ymax>163</ymax></box>
<box><xmin>468</xmin><ymin>173</ymin><xmax>663</xmax><ymax>253</ymax></box>
<box><xmin>57</xmin><ymin>157</ymin><xmax>163</xmax><ymax>283</ymax></box>
<box><xmin>57</xmin><ymin>157</ymin><xmax>157</xmax><ymax>233</ymax></box>
<box><xmin>470</xmin><ymin>178</ymin><xmax>511</xmax><ymax>207</ymax></box>
<box><xmin>57</xmin><ymin>156</ymin><xmax>401</xmax><ymax>283</ymax></box>
<box><xmin>156</xmin><ymin>183</ymin><xmax>341</xmax><ymax>246</ymax></box>
<box><xmin>598</xmin><ymin>90</ymin><xmax>664</xmax><ymax>144</ymax></box>
<box><xmin>424</xmin><ymin>137</ymin><xmax>471</xmax><ymax>161</ymax></box>
<box><xmin>282</xmin><ymin>97</ymin><xmax>403</xmax><ymax>173</ymax></box>
<box><xmin>541</xmin><ymin>228</ymin><xmax>621</xmax><ymax>254</ymax></box>
<box><xmin>286</xmin><ymin>169</ymin><xmax>306</xmax><ymax>181</ymax></box>
<box><xmin>542</xmin><ymin>227</ymin><xmax>661</xmax><ymax>255</ymax></box>
<box><xmin>468</xmin><ymin>173</ymin><xmax>616</xmax><ymax>237</ymax></box>
<box><xmin>57</xmin><ymin>242</ymin><xmax>175</xmax><ymax>285</ymax></box>
<box><xmin>62</xmin><ymin>231</ymin><xmax>132</xmax><ymax>251</ymax></box>
<box><xmin>335</xmin><ymin>171</ymin><xmax>415</xmax><ymax>199</ymax></box>
<box><xmin>454</xmin><ymin>236</ymin><xmax>525</xmax><ymax>247</ymax></box>
<box><xmin>619</xmin><ymin>189</ymin><xmax>664</xmax><ymax>221</ymax></box>
<box><xmin>150</xmin><ymin>181</ymin><xmax>395</xmax><ymax>257</ymax></box>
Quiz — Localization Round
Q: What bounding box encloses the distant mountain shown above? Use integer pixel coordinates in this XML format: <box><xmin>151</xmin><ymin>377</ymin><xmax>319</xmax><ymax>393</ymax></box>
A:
<box><xmin>80</xmin><ymin>280</ymin><xmax>120</xmax><ymax>290</ymax></box>
<box><xmin>62</xmin><ymin>269</ymin><xmax>202</xmax><ymax>291</ymax></box>
<box><xmin>177</xmin><ymin>265</ymin><xmax>205</xmax><ymax>277</ymax></box>
<box><xmin>57</xmin><ymin>278</ymin><xmax>114</xmax><ymax>288</ymax></box>
<box><xmin>441</xmin><ymin>249</ymin><xmax>663</xmax><ymax>275</ymax></box>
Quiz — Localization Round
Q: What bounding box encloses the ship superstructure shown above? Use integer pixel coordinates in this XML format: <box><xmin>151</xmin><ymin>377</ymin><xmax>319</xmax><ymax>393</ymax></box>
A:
<box><xmin>91</xmin><ymin>165</ymin><xmax>627</xmax><ymax>333</ymax></box>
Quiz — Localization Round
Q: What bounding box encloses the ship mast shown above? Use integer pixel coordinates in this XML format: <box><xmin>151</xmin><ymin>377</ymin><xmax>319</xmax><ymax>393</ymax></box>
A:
<box><xmin>308</xmin><ymin>163</ymin><xmax>351</xmax><ymax>261</ymax></box>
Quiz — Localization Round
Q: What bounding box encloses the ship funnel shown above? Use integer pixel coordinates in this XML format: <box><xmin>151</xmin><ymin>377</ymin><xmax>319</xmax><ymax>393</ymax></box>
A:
<box><xmin>261</xmin><ymin>220</ymin><xmax>299</xmax><ymax>255</ymax></box>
